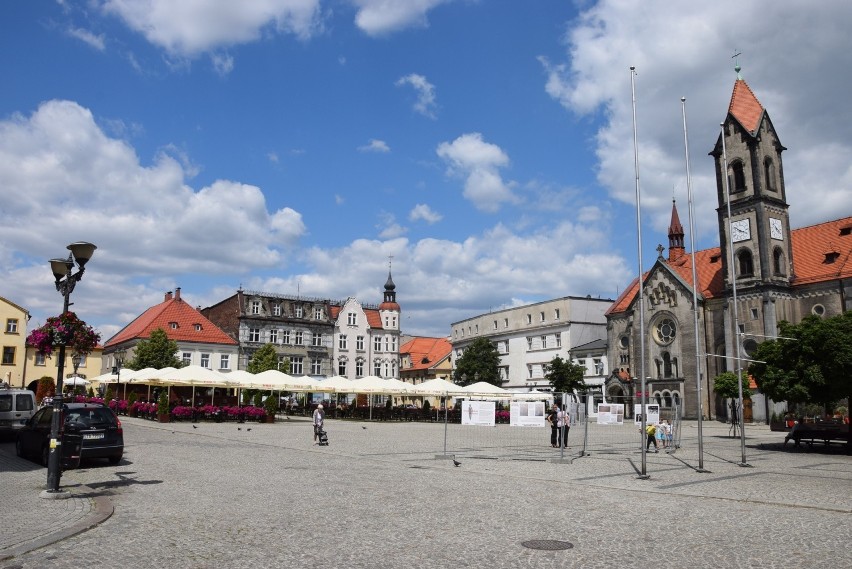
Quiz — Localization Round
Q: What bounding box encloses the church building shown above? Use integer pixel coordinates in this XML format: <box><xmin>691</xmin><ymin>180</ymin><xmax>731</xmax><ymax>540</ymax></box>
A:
<box><xmin>605</xmin><ymin>71</ymin><xmax>852</xmax><ymax>421</ymax></box>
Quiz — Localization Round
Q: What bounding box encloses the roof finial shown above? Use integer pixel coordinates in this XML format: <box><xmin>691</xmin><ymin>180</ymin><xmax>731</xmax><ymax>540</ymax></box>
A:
<box><xmin>387</xmin><ymin>254</ymin><xmax>394</xmax><ymax>273</ymax></box>
<box><xmin>732</xmin><ymin>50</ymin><xmax>743</xmax><ymax>79</ymax></box>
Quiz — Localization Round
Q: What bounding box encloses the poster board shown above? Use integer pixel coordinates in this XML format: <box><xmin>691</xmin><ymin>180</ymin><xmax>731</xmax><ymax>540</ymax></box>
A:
<box><xmin>509</xmin><ymin>400</ymin><xmax>546</xmax><ymax>427</ymax></box>
<box><xmin>461</xmin><ymin>400</ymin><xmax>496</xmax><ymax>426</ymax></box>
<box><xmin>634</xmin><ymin>404</ymin><xmax>660</xmax><ymax>426</ymax></box>
<box><xmin>596</xmin><ymin>403</ymin><xmax>625</xmax><ymax>425</ymax></box>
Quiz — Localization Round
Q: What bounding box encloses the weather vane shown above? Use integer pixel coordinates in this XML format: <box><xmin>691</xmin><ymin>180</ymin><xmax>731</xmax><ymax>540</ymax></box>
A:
<box><xmin>732</xmin><ymin>50</ymin><xmax>743</xmax><ymax>79</ymax></box>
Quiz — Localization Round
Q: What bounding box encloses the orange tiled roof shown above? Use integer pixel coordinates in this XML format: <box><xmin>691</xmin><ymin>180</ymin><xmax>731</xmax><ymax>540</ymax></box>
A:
<box><xmin>365</xmin><ymin>309</ymin><xmax>383</xmax><ymax>329</ymax></box>
<box><xmin>400</xmin><ymin>337</ymin><xmax>452</xmax><ymax>371</ymax></box>
<box><xmin>106</xmin><ymin>293</ymin><xmax>237</xmax><ymax>347</ymax></box>
<box><xmin>607</xmin><ymin>216</ymin><xmax>852</xmax><ymax>316</ymax></box>
<box><xmin>729</xmin><ymin>79</ymin><xmax>764</xmax><ymax>135</ymax></box>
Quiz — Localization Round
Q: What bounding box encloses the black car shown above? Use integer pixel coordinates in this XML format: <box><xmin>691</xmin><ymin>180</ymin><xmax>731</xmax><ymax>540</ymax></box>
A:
<box><xmin>15</xmin><ymin>402</ymin><xmax>124</xmax><ymax>466</ymax></box>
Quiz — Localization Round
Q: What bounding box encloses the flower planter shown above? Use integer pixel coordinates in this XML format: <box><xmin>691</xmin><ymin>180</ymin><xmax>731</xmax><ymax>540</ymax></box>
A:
<box><xmin>265</xmin><ymin>414</ymin><xmax>275</xmax><ymax>424</ymax></box>
<box><xmin>157</xmin><ymin>413</ymin><xmax>171</xmax><ymax>423</ymax></box>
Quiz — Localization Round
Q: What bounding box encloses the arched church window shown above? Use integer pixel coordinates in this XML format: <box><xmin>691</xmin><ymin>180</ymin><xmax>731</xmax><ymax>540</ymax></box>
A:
<box><xmin>663</xmin><ymin>390</ymin><xmax>673</xmax><ymax>408</ymax></box>
<box><xmin>662</xmin><ymin>352</ymin><xmax>673</xmax><ymax>378</ymax></box>
<box><xmin>737</xmin><ymin>249</ymin><xmax>754</xmax><ymax>277</ymax></box>
<box><xmin>743</xmin><ymin>339</ymin><xmax>758</xmax><ymax>357</ymax></box>
<box><xmin>773</xmin><ymin>248</ymin><xmax>786</xmax><ymax>275</ymax></box>
<box><xmin>764</xmin><ymin>157</ymin><xmax>777</xmax><ymax>192</ymax></box>
<box><xmin>731</xmin><ymin>160</ymin><xmax>747</xmax><ymax>193</ymax></box>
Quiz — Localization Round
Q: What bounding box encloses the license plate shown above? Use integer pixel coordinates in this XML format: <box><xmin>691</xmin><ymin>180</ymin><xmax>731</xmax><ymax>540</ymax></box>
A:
<box><xmin>83</xmin><ymin>433</ymin><xmax>105</xmax><ymax>440</ymax></box>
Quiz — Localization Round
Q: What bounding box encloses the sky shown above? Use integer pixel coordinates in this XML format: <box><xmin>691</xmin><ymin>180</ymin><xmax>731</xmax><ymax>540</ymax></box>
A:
<box><xmin>2</xmin><ymin>0</ymin><xmax>851</xmax><ymax>343</ymax></box>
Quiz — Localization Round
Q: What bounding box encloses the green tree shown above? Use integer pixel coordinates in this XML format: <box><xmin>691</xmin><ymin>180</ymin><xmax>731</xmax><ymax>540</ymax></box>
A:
<box><xmin>749</xmin><ymin>312</ymin><xmax>852</xmax><ymax>407</ymax></box>
<box><xmin>453</xmin><ymin>337</ymin><xmax>501</xmax><ymax>386</ymax></box>
<box><xmin>545</xmin><ymin>356</ymin><xmax>587</xmax><ymax>394</ymax></box>
<box><xmin>713</xmin><ymin>371</ymin><xmax>752</xmax><ymax>401</ymax></box>
<box><xmin>125</xmin><ymin>328</ymin><xmax>183</xmax><ymax>370</ymax></box>
<box><xmin>246</xmin><ymin>343</ymin><xmax>280</xmax><ymax>374</ymax></box>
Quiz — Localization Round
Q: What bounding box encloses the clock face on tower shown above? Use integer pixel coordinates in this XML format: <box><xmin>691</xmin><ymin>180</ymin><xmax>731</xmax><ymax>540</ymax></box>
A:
<box><xmin>770</xmin><ymin>217</ymin><xmax>783</xmax><ymax>240</ymax></box>
<box><xmin>731</xmin><ymin>219</ymin><xmax>750</xmax><ymax>242</ymax></box>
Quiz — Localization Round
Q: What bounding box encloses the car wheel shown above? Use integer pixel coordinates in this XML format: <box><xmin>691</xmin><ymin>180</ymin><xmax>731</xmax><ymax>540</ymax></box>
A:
<box><xmin>41</xmin><ymin>445</ymin><xmax>50</xmax><ymax>467</ymax></box>
<box><xmin>108</xmin><ymin>454</ymin><xmax>122</xmax><ymax>465</ymax></box>
<box><xmin>15</xmin><ymin>438</ymin><xmax>25</xmax><ymax>458</ymax></box>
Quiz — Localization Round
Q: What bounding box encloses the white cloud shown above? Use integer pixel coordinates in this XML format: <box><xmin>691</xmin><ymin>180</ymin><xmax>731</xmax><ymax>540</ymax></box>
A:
<box><xmin>436</xmin><ymin>133</ymin><xmax>517</xmax><ymax>213</ymax></box>
<box><xmin>395</xmin><ymin>73</ymin><xmax>437</xmax><ymax>119</ymax></box>
<box><xmin>409</xmin><ymin>203</ymin><xmax>442</xmax><ymax>224</ymax></box>
<box><xmin>267</xmin><ymin>151</ymin><xmax>279</xmax><ymax>163</ymax></box>
<box><xmin>377</xmin><ymin>212</ymin><xmax>407</xmax><ymax>239</ymax></box>
<box><xmin>358</xmin><ymin>139</ymin><xmax>390</xmax><ymax>153</ymax></box>
<box><xmin>210</xmin><ymin>52</ymin><xmax>234</xmax><ymax>75</ymax></box>
<box><xmin>544</xmin><ymin>0</ymin><xmax>852</xmax><ymax>241</ymax></box>
<box><xmin>101</xmin><ymin>0</ymin><xmax>323</xmax><ymax>57</ymax></box>
<box><xmin>67</xmin><ymin>27</ymin><xmax>106</xmax><ymax>50</ymax></box>
<box><xmin>352</xmin><ymin>0</ymin><xmax>452</xmax><ymax>36</ymax></box>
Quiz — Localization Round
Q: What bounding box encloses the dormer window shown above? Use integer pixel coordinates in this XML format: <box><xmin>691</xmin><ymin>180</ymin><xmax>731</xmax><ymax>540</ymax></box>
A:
<box><xmin>840</xmin><ymin>226</ymin><xmax>851</xmax><ymax>236</ymax></box>
<box><xmin>824</xmin><ymin>251</ymin><xmax>840</xmax><ymax>264</ymax></box>
<box><xmin>194</xmin><ymin>324</ymin><xmax>202</xmax><ymax>332</ymax></box>
<box><xmin>169</xmin><ymin>322</ymin><xmax>178</xmax><ymax>329</ymax></box>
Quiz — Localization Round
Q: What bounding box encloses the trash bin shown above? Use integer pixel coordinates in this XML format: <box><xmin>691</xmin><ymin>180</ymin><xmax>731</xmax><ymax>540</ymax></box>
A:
<box><xmin>61</xmin><ymin>432</ymin><xmax>82</xmax><ymax>470</ymax></box>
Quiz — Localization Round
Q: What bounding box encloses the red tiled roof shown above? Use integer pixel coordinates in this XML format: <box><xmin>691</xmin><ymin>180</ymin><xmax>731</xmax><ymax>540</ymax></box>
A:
<box><xmin>607</xmin><ymin>216</ymin><xmax>852</xmax><ymax>316</ymax></box>
<box><xmin>729</xmin><ymin>79</ymin><xmax>764</xmax><ymax>135</ymax></box>
<box><xmin>400</xmin><ymin>337</ymin><xmax>452</xmax><ymax>371</ymax></box>
<box><xmin>365</xmin><ymin>309</ymin><xmax>383</xmax><ymax>329</ymax></box>
<box><xmin>106</xmin><ymin>293</ymin><xmax>237</xmax><ymax>347</ymax></box>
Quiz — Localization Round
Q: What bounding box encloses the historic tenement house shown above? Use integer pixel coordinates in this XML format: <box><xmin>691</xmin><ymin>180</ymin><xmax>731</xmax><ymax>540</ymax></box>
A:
<box><xmin>202</xmin><ymin>273</ymin><xmax>401</xmax><ymax>379</ymax></box>
<box><xmin>605</xmin><ymin>72</ymin><xmax>852</xmax><ymax>422</ymax></box>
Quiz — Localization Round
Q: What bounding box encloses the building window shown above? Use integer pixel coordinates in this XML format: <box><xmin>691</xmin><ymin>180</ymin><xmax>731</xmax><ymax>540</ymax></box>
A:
<box><xmin>385</xmin><ymin>337</ymin><xmax>391</xmax><ymax>351</ymax></box>
<box><xmin>348</xmin><ymin>312</ymin><xmax>357</xmax><ymax>326</ymax></box>
<box><xmin>555</xmin><ymin>335</ymin><xmax>562</xmax><ymax>349</ymax></box>
<box><xmin>554</xmin><ymin>309</ymin><xmax>560</xmax><ymax>320</ymax></box>
<box><xmin>314</xmin><ymin>307</ymin><xmax>323</xmax><ymax>320</ymax></box>
<box><xmin>339</xmin><ymin>335</ymin><xmax>348</xmax><ymax>350</ymax></box>
<box><xmin>295</xmin><ymin>331</ymin><xmax>303</xmax><ymax>345</ymax></box>
<box><xmin>493</xmin><ymin>320</ymin><xmax>498</xmax><ymax>330</ymax></box>
<box><xmin>289</xmin><ymin>357</ymin><xmax>303</xmax><ymax>375</ymax></box>
<box><xmin>355</xmin><ymin>359</ymin><xmax>364</xmax><ymax>377</ymax></box>
<box><xmin>475</xmin><ymin>324</ymin><xmax>479</xmax><ymax>334</ymax></box>
<box><xmin>737</xmin><ymin>249</ymin><xmax>754</xmax><ymax>277</ymax></box>
<box><xmin>731</xmin><ymin>160</ymin><xmax>746</xmax><ymax>192</ymax></box>
<box><xmin>812</xmin><ymin>304</ymin><xmax>826</xmax><ymax>317</ymax></box>
<box><xmin>374</xmin><ymin>336</ymin><xmax>382</xmax><ymax>352</ymax></box>
<box><xmin>250</xmin><ymin>300</ymin><xmax>261</xmax><ymax>315</ymax></box>
<box><xmin>170</xmin><ymin>322</ymin><xmax>178</xmax><ymax>329</ymax></box>
<box><xmin>277</xmin><ymin>355</ymin><xmax>288</xmax><ymax>371</ymax></box>
<box><xmin>540</xmin><ymin>335</ymin><xmax>547</xmax><ymax>349</ymax></box>
<box><xmin>182</xmin><ymin>352</ymin><xmax>191</xmax><ymax>366</ymax></box>
<box><xmin>773</xmin><ymin>248</ymin><xmax>786</xmax><ymax>275</ymax></box>
<box><xmin>35</xmin><ymin>352</ymin><xmax>46</xmax><ymax>366</ymax></box>
<box><xmin>249</xmin><ymin>328</ymin><xmax>260</xmax><ymax>342</ymax></box>
<box><xmin>540</xmin><ymin>311</ymin><xmax>545</xmax><ymax>322</ymax></box>
<box><xmin>764</xmin><ymin>157</ymin><xmax>777</xmax><ymax>191</ymax></box>
<box><xmin>270</xmin><ymin>329</ymin><xmax>279</xmax><ymax>344</ymax></box>
<box><xmin>194</xmin><ymin>324</ymin><xmax>202</xmax><ymax>332</ymax></box>
<box><xmin>526</xmin><ymin>337</ymin><xmax>533</xmax><ymax>350</ymax></box>
<box><xmin>750</xmin><ymin>308</ymin><xmax>759</xmax><ymax>320</ymax></box>
<box><xmin>374</xmin><ymin>360</ymin><xmax>382</xmax><ymax>376</ymax></box>
<box><xmin>594</xmin><ymin>359</ymin><xmax>604</xmax><ymax>375</ymax></box>
<box><xmin>273</xmin><ymin>304</ymin><xmax>281</xmax><ymax>316</ymax></box>
<box><xmin>2</xmin><ymin>347</ymin><xmax>15</xmax><ymax>365</ymax></box>
<box><xmin>311</xmin><ymin>358</ymin><xmax>322</xmax><ymax>375</ymax></box>
<box><xmin>526</xmin><ymin>314</ymin><xmax>532</xmax><ymax>324</ymax></box>
<box><xmin>356</xmin><ymin>336</ymin><xmax>364</xmax><ymax>350</ymax></box>
<box><xmin>312</xmin><ymin>333</ymin><xmax>323</xmax><ymax>347</ymax></box>
<box><xmin>338</xmin><ymin>359</ymin><xmax>347</xmax><ymax>376</ymax></box>
<box><xmin>527</xmin><ymin>365</ymin><xmax>533</xmax><ymax>379</ymax></box>
<box><xmin>220</xmin><ymin>355</ymin><xmax>230</xmax><ymax>370</ymax></box>
<box><xmin>653</xmin><ymin>318</ymin><xmax>676</xmax><ymax>346</ymax></box>
<box><xmin>282</xmin><ymin>330</ymin><xmax>290</xmax><ymax>345</ymax></box>
<box><xmin>200</xmin><ymin>353</ymin><xmax>210</xmax><ymax>368</ymax></box>
<box><xmin>295</xmin><ymin>305</ymin><xmax>303</xmax><ymax>318</ymax></box>
<box><xmin>504</xmin><ymin>318</ymin><xmax>509</xmax><ymax>328</ymax></box>
<box><xmin>6</xmin><ymin>319</ymin><xmax>18</xmax><ymax>333</ymax></box>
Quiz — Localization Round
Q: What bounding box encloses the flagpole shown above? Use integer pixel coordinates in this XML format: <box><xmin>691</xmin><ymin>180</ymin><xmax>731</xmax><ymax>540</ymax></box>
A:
<box><xmin>630</xmin><ymin>66</ymin><xmax>649</xmax><ymax>479</ymax></box>
<box><xmin>681</xmin><ymin>97</ymin><xmax>708</xmax><ymax>472</ymax></box>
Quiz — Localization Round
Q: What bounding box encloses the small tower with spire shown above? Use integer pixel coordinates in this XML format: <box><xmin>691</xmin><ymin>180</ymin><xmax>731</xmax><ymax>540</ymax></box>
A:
<box><xmin>378</xmin><ymin>256</ymin><xmax>401</xmax><ymax>329</ymax></box>
<box><xmin>667</xmin><ymin>199</ymin><xmax>686</xmax><ymax>262</ymax></box>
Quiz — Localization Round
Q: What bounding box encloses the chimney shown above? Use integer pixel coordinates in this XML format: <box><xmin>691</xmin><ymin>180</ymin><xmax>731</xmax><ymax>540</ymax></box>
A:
<box><xmin>165</xmin><ymin>291</ymin><xmax>173</xmax><ymax>301</ymax></box>
<box><xmin>175</xmin><ymin>287</ymin><xmax>181</xmax><ymax>301</ymax></box>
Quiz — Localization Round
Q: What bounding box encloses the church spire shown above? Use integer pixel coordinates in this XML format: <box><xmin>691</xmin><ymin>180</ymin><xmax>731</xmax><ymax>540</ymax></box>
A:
<box><xmin>667</xmin><ymin>199</ymin><xmax>685</xmax><ymax>262</ymax></box>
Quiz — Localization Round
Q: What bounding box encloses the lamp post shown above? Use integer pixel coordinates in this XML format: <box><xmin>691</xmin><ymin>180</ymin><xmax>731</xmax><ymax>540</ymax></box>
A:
<box><xmin>113</xmin><ymin>347</ymin><xmax>126</xmax><ymax>405</ymax></box>
<box><xmin>71</xmin><ymin>353</ymin><xmax>82</xmax><ymax>396</ymax></box>
<box><xmin>45</xmin><ymin>241</ymin><xmax>96</xmax><ymax>495</ymax></box>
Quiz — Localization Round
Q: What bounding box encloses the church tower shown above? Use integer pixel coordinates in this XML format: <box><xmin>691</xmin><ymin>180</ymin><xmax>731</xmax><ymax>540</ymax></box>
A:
<box><xmin>710</xmin><ymin>66</ymin><xmax>794</xmax><ymax>293</ymax></box>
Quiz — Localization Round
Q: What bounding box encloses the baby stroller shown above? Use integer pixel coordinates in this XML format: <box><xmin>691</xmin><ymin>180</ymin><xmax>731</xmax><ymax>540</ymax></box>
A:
<box><xmin>317</xmin><ymin>428</ymin><xmax>329</xmax><ymax>446</ymax></box>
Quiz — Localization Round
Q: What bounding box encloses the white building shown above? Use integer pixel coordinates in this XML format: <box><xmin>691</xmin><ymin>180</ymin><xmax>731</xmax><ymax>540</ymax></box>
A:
<box><xmin>449</xmin><ymin>296</ymin><xmax>612</xmax><ymax>393</ymax></box>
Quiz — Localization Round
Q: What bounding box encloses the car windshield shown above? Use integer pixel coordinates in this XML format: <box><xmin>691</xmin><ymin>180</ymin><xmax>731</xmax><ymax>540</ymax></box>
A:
<box><xmin>66</xmin><ymin>408</ymin><xmax>116</xmax><ymax>428</ymax></box>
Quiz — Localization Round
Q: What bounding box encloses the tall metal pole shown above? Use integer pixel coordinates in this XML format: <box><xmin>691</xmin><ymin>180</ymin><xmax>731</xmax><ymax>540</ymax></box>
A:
<box><xmin>630</xmin><ymin>67</ymin><xmax>649</xmax><ymax>478</ymax></box>
<box><xmin>46</xmin><ymin>258</ymin><xmax>73</xmax><ymax>493</ymax></box>
<box><xmin>720</xmin><ymin>125</ymin><xmax>750</xmax><ymax>467</ymax></box>
<box><xmin>681</xmin><ymin>98</ymin><xmax>707</xmax><ymax>472</ymax></box>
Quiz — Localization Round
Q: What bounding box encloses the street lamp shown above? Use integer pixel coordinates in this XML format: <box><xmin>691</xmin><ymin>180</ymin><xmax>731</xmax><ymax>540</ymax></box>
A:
<box><xmin>114</xmin><ymin>348</ymin><xmax>126</xmax><ymax>402</ymax></box>
<box><xmin>45</xmin><ymin>241</ymin><xmax>96</xmax><ymax>495</ymax></box>
<box><xmin>71</xmin><ymin>353</ymin><xmax>82</xmax><ymax>395</ymax></box>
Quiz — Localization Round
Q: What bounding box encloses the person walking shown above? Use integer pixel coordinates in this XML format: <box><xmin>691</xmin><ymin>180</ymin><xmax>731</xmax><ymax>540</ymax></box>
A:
<box><xmin>557</xmin><ymin>405</ymin><xmax>570</xmax><ymax>448</ymax></box>
<box><xmin>312</xmin><ymin>404</ymin><xmax>325</xmax><ymax>444</ymax></box>
<box><xmin>645</xmin><ymin>422</ymin><xmax>658</xmax><ymax>452</ymax></box>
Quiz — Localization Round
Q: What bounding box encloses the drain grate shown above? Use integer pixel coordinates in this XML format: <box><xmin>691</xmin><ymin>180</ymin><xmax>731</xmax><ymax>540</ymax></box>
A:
<box><xmin>521</xmin><ymin>540</ymin><xmax>574</xmax><ymax>551</ymax></box>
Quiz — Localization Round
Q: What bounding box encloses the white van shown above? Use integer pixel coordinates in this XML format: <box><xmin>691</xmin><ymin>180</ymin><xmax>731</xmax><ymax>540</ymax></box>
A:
<box><xmin>0</xmin><ymin>385</ymin><xmax>37</xmax><ymax>435</ymax></box>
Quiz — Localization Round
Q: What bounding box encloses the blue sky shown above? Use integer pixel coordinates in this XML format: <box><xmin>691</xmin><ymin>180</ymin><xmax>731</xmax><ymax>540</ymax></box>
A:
<box><xmin>2</xmin><ymin>1</ymin><xmax>851</xmax><ymax>342</ymax></box>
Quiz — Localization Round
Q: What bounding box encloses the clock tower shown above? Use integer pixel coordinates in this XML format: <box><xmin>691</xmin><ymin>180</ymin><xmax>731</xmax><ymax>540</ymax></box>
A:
<box><xmin>710</xmin><ymin>67</ymin><xmax>794</xmax><ymax>293</ymax></box>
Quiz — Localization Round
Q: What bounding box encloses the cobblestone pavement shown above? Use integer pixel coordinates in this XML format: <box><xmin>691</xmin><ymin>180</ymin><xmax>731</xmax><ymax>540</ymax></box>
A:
<box><xmin>1</xmin><ymin>418</ymin><xmax>849</xmax><ymax>568</ymax></box>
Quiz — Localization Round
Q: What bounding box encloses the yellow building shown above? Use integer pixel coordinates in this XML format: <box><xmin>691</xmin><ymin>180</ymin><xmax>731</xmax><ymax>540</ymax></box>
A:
<box><xmin>23</xmin><ymin>344</ymin><xmax>104</xmax><ymax>393</ymax></box>
<box><xmin>1</xmin><ymin>296</ymin><xmax>30</xmax><ymax>388</ymax></box>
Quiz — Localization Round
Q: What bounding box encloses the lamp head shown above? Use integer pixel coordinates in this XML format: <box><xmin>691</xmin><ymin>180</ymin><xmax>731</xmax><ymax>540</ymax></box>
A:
<box><xmin>67</xmin><ymin>242</ymin><xmax>97</xmax><ymax>268</ymax></box>
<box><xmin>50</xmin><ymin>257</ymin><xmax>72</xmax><ymax>282</ymax></box>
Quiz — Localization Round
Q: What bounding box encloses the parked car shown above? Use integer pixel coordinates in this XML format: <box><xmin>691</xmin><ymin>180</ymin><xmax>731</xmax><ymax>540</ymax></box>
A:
<box><xmin>0</xmin><ymin>387</ymin><xmax>36</xmax><ymax>436</ymax></box>
<box><xmin>15</xmin><ymin>402</ymin><xmax>124</xmax><ymax>466</ymax></box>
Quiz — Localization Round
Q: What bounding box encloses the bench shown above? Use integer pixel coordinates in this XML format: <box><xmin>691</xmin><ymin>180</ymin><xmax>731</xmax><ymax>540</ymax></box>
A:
<box><xmin>784</xmin><ymin>421</ymin><xmax>849</xmax><ymax>447</ymax></box>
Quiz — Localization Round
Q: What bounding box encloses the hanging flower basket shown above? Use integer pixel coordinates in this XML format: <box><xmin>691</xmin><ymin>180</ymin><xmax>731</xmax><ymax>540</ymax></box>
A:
<box><xmin>26</xmin><ymin>311</ymin><xmax>100</xmax><ymax>357</ymax></box>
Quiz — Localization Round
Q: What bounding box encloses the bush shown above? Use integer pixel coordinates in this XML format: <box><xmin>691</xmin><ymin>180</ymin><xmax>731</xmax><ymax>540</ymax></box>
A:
<box><xmin>157</xmin><ymin>391</ymin><xmax>169</xmax><ymax>415</ymax></box>
<box><xmin>36</xmin><ymin>376</ymin><xmax>55</xmax><ymax>404</ymax></box>
<box><xmin>128</xmin><ymin>392</ymin><xmax>138</xmax><ymax>407</ymax></box>
<box><xmin>253</xmin><ymin>391</ymin><xmax>263</xmax><ymax>407</ymax></box>
<box><xmin>422</xmin><ymin>400</ymin><xmax>431</xmax><ymax>413</ymax></box>
<box><xmin>264</xmin><ymin>394</ymin><xmax>279</xmax><ymax>415</ymax></box>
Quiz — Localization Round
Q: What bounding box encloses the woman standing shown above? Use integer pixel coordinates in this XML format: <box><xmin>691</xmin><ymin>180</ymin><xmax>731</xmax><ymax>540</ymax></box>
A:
<box><xmin>312</xmin><ymin>404</ymin><xmax>325</xmax><ymax>444</ymax></box>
